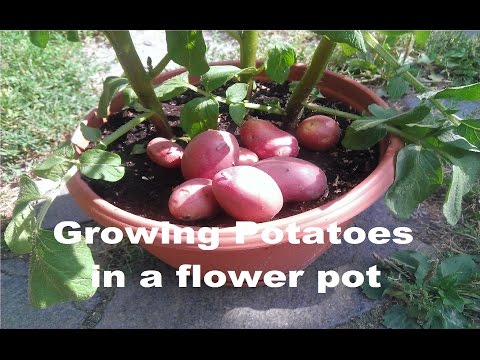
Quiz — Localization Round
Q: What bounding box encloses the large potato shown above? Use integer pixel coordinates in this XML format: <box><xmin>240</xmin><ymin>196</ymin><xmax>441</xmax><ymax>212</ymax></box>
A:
<box><xmin>168</xmin><ymin>178</ymin><xmax>220</xmax><ymax>221</ymax></box>
<box><xmin>254</xmin><ymin>157</ymin><xmax>327</xmax><ymax>202</ymax></box>
<box><xmin>181</xmin><ymin>130</ymin><xmax>239</xmax><ymax>179</ymax></box>
<box><xmin>147</xmin><ymin>137</ymin><xmax>184</xmax><ymax>168</ymax></box>
<box><xmin>212</xmin><ymin>166</ymin><xmax>283</xmax><ymax>222</ymax></box>
<box><xmin>296</xmin><ymin>115</ymin><xmax>341</xmax><ymax>152</ymax></box>
<box><xmin>238</xmin><ymin>147</ymin><xmax>259</xmax><ymax>165</ymax></box>
<box><xmin>240</xmin><ymin>118</ymin><xmax>299</xmax><ymax>159</ymax></box>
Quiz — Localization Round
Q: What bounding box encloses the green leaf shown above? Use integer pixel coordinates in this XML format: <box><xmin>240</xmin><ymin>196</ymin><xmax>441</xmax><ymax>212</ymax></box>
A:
<box><xmin>368</xmin><ymin>104</ymin><xmax>399</xmax><ymax>118</ymax></box>
<box><xmin>80</xmin><ymin>123</ymin><xmax>102</xmax><ymax>142</ymax></box>
<box><xmin>130</xmin><ymin>143</ymin><xmax>146</xmax><ymax>155</ymax></box>
<box><xmin>339</xmin><ymin>43</ymin><xmax>357</xmax><ymax>56</ymax></box>
<box><xmin>361</xmin><ymin>274</ymin><xmax>390</xmax><ymax>300</ymax></box>
<box><xmin>413</xmin><ymin>31</ymin><xmax>431</xmax><ymax>47</ymax></box>
<box><xmin>443</xmin><ymin>165</ymin><xmax>466</xmax><ymax>226</ymax></box>
<box><xmin>351</xmin><ymin>105</ymin><xmax>430</xmax><ymax>131</ymax></box>
<box><xmin>438</xmin><ymin>130</ymin><xmax>479</xmax><ymax>152</ymax></box>
<box><xmin>265</xmin><ymin>43</ymin><xmax>296</xmax><ymax>83</ymax></box>
<box><xmin>385</xmin><ymin>145</ymin><xmax>443</xmax><ymax>219</ymax></box>
<box><xmin>79</xmin><ymin>149</ymin><xmax>125</xmax><ymax>182</ymax></box>
<box><xmin>383</xmin><ymin>305</ymin><xmax>421</xmax><ymax>329</ymax></box>
<box><xmin>29</xmin><ymin>31</ymin><xmax>49</xmax><ymax>48</ymax></box>
<box><xmin>229</xmin><ymin>103</ymin><xmax>247</xmax><ymax>126</ymax></box>
<box><xmin>180</xmin><ymin>97</ymin><xmax>219</xmax><ymax>137</ymax></box>
<box><xmin>123</xmin><ymin>87</ymin><xmax>138</xmax><ymax>106</ymax></box>
<box><xmin>98</xmin><ymin>76</ymin><xmax>129</xmax><ymax>118</ymax></box>
<box><xmin>4</xmin><ymin>205</ymin><xmax>36</xmax><ymax>255</ymax></box>
<box><xmin>12</xmin><ymin>176</ymin><xmax>44</xmax><ymax>216</ymax></box>
<box><xmin>201</xmin><ymin>66</ymin><xmax>240</xmax><ymax>92</ymax></box>
<box><xmin>447</xmin><ymin>150</ymin><xmax>480</xmax><ymax>194</ymax></box>
<box><xmin>154</xmin><ymin>76</ymin><xmax>189</xmax><ymax>101</ymax></box>
<box><xmin>457</xmin><ymin>119</ymin><xmax>480</xmax><ymax>148</ymax></box>
<box><xmin>441</xmin><ymin>307</ymin><xmax>471</xmax><ymax>329</ymax></box>
<box><xmin>433</xmin><ymin>83</ymin><xmax>480</xmax><ymax>101</ymax></box>
<box><xmin>33</xmin><ymin>141</ymin><xmax>76</xmax><ymax>181</ymax></box>
<box><xmin>440</xmin><ymin>255</ymin><xmax>477</xmax><ymax>284</ymax></box>
<box><xmin>166</xmin><ymin>30</ymin><xmax>209</xmax><ymax>76</ymax></box>
<box><xmin>387</xmin><ymin>76</ymin><xmax>409</xmax><ymax>100</ymax></box>
<box><xmin>66</xmin><ymin>31</ymin><xmax>80</xmax><ymax>42</ymax></box>
<box><xmin>314</xmin><ymin>30</ymin><xmax>366</xmax><ymax>52</ymax></box>
<box><xmin>226</xmin><ymin>83</ymin><xmax>248</xmax><ymax>103</ymax></box>
<box><xmin>392</xmin><ymin>250</ymin><xmax>431</xmax><ymax>285</ymax></box>
<box><xmin>29</xmin><ymin>230</ymin><xmax>96</xmax><ymax>308</ymax></box>
<box><xmin>34</xmin><ymin>156</ymin><xmax>71</xmax><ymax>182</ymax></box>
<box><xmin>438</xmin><ymin>288</ymin><xmax>465</xmax><ymax>313</ymax></box>
<box><xmin>342</xmin><ymin>126</ymin><xmax>387</xmax><ymax>150</ymax></box>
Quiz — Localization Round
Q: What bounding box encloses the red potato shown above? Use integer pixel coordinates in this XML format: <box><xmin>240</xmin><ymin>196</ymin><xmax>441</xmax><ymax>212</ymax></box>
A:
<box><xmin>240</xmin><ymin>118</ymin><xmax>299</xmax><ymax>159</ymax></box>
<box><xmin>212</xmin><ymin>166</ymin><xmax>283</xmax><ymax>222</ymax></box>
<box><xmin>147</xmin><ymin>137</ymin><xmax>184</xmax><ymax>168</ymax></box>
<box><xmin>296</xmin><ymin>115</ymin><xmax>341</xmax><ymax>152</ymax></box>
<box><xmin>168</xmin><ymin>178</ymin><xmax>220</xmax><ymax>221</ymax></box>
<box><xmin>238</xmin><ymin>147</ymin><xmax>259</xmax><ymax>165</ymax></box>
<box><xmin>181</xmin><ymin>130</ymin><xmax>239</xmax><ymax>180</ymax></box>
<box><xmin>254</xmin><ymin>157</ymin><xmax>327</xmax><ymax>202</ymax></box>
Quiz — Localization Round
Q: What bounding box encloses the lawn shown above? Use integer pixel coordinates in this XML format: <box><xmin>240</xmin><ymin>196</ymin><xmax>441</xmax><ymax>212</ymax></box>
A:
<box><xmin>0</xmin><ymin>30</ymin><xmax>106</xmax><ymax>184</ymax></box>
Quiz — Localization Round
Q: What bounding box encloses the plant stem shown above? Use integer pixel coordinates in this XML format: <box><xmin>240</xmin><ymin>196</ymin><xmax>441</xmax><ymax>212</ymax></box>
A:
<box><xmin>402</xmin><ymin>33</ymin><xmax>415</xmax><ymax>64</ymax></box>
<box><xmin>104</xmin><ymin>31</ymin><xmax>173</xmax><ymax>138</ymax></box>
<box><xmin>384</xmin><ymin>125</ymin><xmax>419</xmax><ymax>144</ymax></box>
<box><xmin>285</xmin><ymin>36</ymin><xmax>337</xmax><ymax>129</ymax></box>
<box><xmin>99</xmin><ymin>112</ymin><xmax>154</xmax><ymax>148</ymax></box>
<box><xmin>363</xmin><ymin>32</ymin><xmax>462</xmax><ymax>127</ymax></box>
<box><xmin>243</xmin><ymin>102</ymin><xmax>285</xmax><ymax>115</ymax></box>
<box><xmin>149</xmin><ymin>53</ymin><xmax>171</xmax><ymax>81</ymax></box>
<box><xmin>304</xmin><ymin>103</ymin><xmax>361</xmax><ymax>120</ymax></box>
<box><xmin>37</xmin><ymin>166</ymin><xmax>78</xmax><ymax>229</ymax></box>
<box><xmin>239</xmin><ymin>31</ymin><xmax>258</xmax><ymax>99</ymax></box>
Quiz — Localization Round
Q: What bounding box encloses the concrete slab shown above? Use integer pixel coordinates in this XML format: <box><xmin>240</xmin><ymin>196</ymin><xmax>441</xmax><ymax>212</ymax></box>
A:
<box><xmin>95</xmin><ymin>199</ymin><xmax>431</xmax><ymax>329</ymax></box>
<box><xmin>0</xmin><ymin>258</ymin><xmax>101</xmax><ymax>329</ymax></box>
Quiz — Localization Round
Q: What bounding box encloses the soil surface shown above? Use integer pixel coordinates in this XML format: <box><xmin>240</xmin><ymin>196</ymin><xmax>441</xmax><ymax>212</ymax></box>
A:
<box><xmin>84</xmin><ymin>81</ymin><xmax>379</xmax><ymax>227</ymax></box>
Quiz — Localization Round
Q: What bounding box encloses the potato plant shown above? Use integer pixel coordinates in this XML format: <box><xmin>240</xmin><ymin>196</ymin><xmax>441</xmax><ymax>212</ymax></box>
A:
<box><xmin>5</xmin><ymin>30</ymin><xmax>480</xmax><ymax>308</ymax></box>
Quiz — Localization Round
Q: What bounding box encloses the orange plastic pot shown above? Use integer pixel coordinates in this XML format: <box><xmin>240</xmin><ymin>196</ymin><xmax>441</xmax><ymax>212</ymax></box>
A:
<box><xmin>67</xmin><ymin>61</ymin><xmax>403</xmax><ymax>282</ymax></box>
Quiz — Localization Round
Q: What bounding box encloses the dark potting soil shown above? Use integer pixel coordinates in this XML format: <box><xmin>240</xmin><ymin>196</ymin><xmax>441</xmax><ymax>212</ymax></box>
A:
<box><xmin>83</xmin><ymin>81</ymin><xmax>379</xmax><ymax>227</ymax></box>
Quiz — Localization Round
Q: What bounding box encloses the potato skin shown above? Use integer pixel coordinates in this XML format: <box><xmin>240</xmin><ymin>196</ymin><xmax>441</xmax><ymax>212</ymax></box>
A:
<box><xmin>147</xmin><ymin>137</ymin><xmax>184</xmax><ymax>168</ymax></box>
<box><xmin>240</xmin><ymin>118</ymin><xmax>299</xmax><ymax>159</ymax></box>
<box><xmin>238</xmin><ymin>147</ymin><xmax>259</xmax><ymax>165</ymax></box>
<box><xmin>181</xmin><ymin>130</ymin><xmax>240</xmax><ymax>180</ymax></box>
<box><xmin>168</xmin><ymin>178</ymin><xmax>220</xmax><ymax>221</ymax></box>
<box><xmin>212</xmin><ymin>166</ymin><xmax>283</xmax><ymax>222</ymax></box>
<box><xmin>296</xmin><ymin>115</ymin><xmax>341</xmax><ymax>152</ymax></box>
<box><xmin>254</xmin><ymin>157</ymin><xmax>327</xmax><ymax>202</ymax></box>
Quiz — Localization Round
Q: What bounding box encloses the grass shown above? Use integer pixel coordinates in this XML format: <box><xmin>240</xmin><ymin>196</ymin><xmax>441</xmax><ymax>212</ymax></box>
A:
<box><xmin>0</xmin><ymin>30</ymin><xmax>106</xmax><ymax>184</ymax></box>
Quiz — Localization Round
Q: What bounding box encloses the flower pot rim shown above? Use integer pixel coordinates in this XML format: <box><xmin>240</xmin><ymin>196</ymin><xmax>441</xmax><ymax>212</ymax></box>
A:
<box><xmin>67</xmin><ymin>60</ymin><xmax>403</xmax><ymax>250</ymax></box>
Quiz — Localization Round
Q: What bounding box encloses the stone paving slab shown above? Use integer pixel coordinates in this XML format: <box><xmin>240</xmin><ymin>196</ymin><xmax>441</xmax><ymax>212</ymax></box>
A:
<box><xmin>95</xmin><ymin>199</ymin><xmax>431</xmax><ymax>329</ymax></box>
<box><xmin>0</xmin><ymin>258</ymin><xmax>102</xmax><ymax>329</ymax></box>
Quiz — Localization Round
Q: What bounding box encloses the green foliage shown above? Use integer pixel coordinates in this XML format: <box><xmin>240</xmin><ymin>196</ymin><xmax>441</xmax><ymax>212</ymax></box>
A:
<box><xmin>180</xmin><ymin>97</ymin><xmax>219</xmax><ymax>137</ymax></box>
<box><xmin>363</xmin><ymin>250</ymin><xmax>480</xmax><ymax>329</ymax></box>
<box><xmin>97</xmin><ymin>77</ymin><xmax>129</xmax><ymax>118</ymax></box>
<box><xmin>29</xmin><ymin>31</ymin><xmax>50</xmax><ymax>48</ymax></box>
<box><xmin>29</xmin><ymin>230</ymin><xmax>96</xmax><ymax>308</ymax></box>
<box><xmin>226</xmin><ymin>83</ymin><xmax>248</xmax><ymax>103</ymax></box>
<box><xmin>78</xmin><ymin>149</ymin><xmax>125</xmax><ymax>182</ymax></box>
<box><xmin>229</xmin><ymin>103</ymin><xmax>247</xmax><ymax>126</ymax></box>
<box><xmin>201</xmin><ymin>66</ymin><xmax>240</xmax><ymax>92</ymax></box>
<box><xmin>166</xmin><ymin>30</ymin><xmax>209</xmax><ymax>76</ymax></box>
<box><xmin>154</xmin><ymin>76</ymin><xmax>189</xmax><ymax>101</ymax></box>
<box><xmin>314</xmin><ymin>31</ymin><xmax>366</xmax><ymax>52</ymax></box>
<box><xmin>265</xmin><ymin>43</ymin><xmax>296</xmax><ymax>83</ymax></box>
<box><xmin>80</xmin><ymin>123</ymin><xmax>102</xmax><ymax>142</ymax></box>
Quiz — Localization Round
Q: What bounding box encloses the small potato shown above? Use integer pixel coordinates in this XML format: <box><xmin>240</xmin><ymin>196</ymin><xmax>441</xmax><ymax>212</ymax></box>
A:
<box><xmin>181</xmin><ymin>130</ymin><xmax>239</xmax><ymax>180</ymax></box>
<box><xmin>238</xmin><ymin>147</ymin><xmax>259</xmax><ymax>165</ymax></box>
<box><xmin>212</xmin><ymin>166</ymin><xmax>283</xmax><ymax>222</ymax></box>
<box><xmin>296</xmin><ymin>115</ymin><xmax>341</xmax><ymax>152</ymax></box>
<box><xmin>240</xmin><ymin>118</ymin><xmax>299</xmax><ymax>159</ymax></box>
<box><xmin>254</xmin><ymin>157</ymin><xmax>327</xmax><ymax>202</ymax></box>
<box><xmin>147</xmin><ymin>137</ymin><xmax>184</xmax><ymax>168</ymax></box>
<box><xmin>168</xmin><ymin>178</ymin><xmax>220</xmax><ymax>221</ymax></box>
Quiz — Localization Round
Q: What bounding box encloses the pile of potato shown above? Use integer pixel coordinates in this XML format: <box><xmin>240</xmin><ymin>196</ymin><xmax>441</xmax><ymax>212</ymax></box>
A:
<box><xmin>147</xmin><ymin>116</ymin><xmax>341</xmax><ymax>222</ymax></box>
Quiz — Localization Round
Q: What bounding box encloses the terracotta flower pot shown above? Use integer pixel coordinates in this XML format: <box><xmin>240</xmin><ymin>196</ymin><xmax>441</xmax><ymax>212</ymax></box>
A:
<box><xmin>67</xmin><ymin>60</ymin><xmax>403</xmax><ymax>283</ymax></box>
